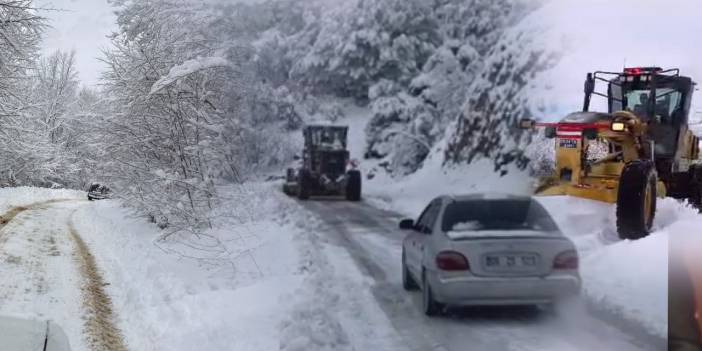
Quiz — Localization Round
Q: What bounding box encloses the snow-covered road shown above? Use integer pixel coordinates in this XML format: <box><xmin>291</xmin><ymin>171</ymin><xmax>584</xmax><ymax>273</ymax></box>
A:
<box><xmin>299</xmin><ymin>198</ymin><xmax>663</xmax><ymax>351</ymax></box>
<box><xmin>0</xmin><ymin>196</ymin><xmax>126</xmax><ymax>351</ymax></box>
<box><xmin>0</xmin><ymin>185</ymin><xmax>671</xmax><ymax>351</ymax></box>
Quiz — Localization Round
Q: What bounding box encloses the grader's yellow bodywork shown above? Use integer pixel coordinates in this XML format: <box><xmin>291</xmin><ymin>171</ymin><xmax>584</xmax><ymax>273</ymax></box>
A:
<box><xmin>523</xmin><ymin>67</ymin><xmax>701</xmax><ymax>239</ymax></box>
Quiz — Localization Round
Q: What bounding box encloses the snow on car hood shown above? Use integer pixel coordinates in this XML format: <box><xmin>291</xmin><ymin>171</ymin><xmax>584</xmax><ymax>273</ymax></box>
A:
<box><xmin>445</xmin><ymin>229</ymin><xmax>560</xmax><ymax>240</ymax></box>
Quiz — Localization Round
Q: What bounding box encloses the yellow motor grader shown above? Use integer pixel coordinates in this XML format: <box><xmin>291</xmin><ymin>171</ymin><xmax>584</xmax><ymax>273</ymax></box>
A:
<box><xmin>521</xmin><ymin>67</ymin><xmax>701</xmax><ymax>240</ymax></box>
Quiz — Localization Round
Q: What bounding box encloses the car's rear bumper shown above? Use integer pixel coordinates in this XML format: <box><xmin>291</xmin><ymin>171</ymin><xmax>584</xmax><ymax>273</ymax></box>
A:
<box><xmin>428</xmin><ymin>271</ymin><xmax>581</xmax><ymax>306</ymax></box>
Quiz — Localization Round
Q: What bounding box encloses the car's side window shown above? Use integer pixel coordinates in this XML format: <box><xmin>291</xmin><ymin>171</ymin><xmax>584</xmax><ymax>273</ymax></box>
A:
<box><xmin>415</xmin><ymin>204</ymin><xmax>433</xmax><ymax>231</ymax></box>
<box><xmin>417</xmin><ymin>200</ymin><xmax>440</xmax><ymax>234</ymax></box>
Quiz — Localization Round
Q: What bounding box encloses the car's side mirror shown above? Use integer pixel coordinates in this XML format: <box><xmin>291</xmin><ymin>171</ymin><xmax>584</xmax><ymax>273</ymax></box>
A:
<box><xmin>399</xmin><ymin>219</ymin><xmax>415</xmax><ymax>230</ymax></box>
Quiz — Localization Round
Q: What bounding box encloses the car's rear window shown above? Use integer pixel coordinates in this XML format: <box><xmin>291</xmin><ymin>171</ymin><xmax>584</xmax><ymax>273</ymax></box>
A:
<box><xmin>441</xmin><ymin>199</ymin><xmax>559</xmax><ymax>233</ymax></box>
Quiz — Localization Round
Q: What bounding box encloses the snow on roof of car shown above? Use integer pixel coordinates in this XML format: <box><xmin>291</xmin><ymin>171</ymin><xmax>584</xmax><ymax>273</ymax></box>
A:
<box><xmin>446</xmin><ymin>193</ymin><xmax>531</xmax><ymax>201</ymax></box>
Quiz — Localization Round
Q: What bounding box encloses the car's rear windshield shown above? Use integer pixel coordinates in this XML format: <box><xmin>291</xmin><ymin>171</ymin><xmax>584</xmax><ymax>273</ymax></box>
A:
<box><xmin>441</xmin><ymin>199</ymin><xmax>559</xmax><ymax>234</ymax></box>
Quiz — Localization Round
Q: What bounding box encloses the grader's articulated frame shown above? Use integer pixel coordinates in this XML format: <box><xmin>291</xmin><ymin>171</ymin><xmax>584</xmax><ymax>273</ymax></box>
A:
<box><xmin>522</xmin><ymin>67</ymin><xmax>702</xmax><ymax>239</ymax></box>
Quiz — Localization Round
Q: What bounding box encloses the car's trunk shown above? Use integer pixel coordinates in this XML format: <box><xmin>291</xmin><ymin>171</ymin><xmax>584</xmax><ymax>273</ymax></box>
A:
<box><xmin>447</xmin><ymin>232</ymin><xmax>575</xmax><ymax>278</ymax></box>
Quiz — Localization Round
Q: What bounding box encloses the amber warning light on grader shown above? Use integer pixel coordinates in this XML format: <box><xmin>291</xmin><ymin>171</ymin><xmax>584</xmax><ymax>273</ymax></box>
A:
<box><xmin>611</xmin><ymin>122</ymin><xmax>626</xmax><ymax>132</ymax></box>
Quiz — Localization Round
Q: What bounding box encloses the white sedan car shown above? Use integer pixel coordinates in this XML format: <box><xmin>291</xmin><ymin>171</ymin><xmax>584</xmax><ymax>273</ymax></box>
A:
<box><xmin>0</xmin><ymin>315</ymin><xmax>71</xmax><ymax>351</ymax></box>
<box><xmin>400</xmin><ymin>194</ymin><xmax>581</xmax><ymax>316</ymax></box>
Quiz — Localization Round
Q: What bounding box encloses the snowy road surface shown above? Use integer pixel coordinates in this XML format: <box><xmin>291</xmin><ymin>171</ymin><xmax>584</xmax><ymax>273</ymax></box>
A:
<box><xmin>0</xmin><ymin>197</ymin><xmax>126</xmax><ymax>351</ymax></box>
<box><xmin>0</xmin><ymin>186</ymin><xmax>669</xmax><ymax>351</ymax></box>
<box><xmin>299</xmin><ymin>198</ymin><xmax>663</xmax><ymax>351</ymax></box>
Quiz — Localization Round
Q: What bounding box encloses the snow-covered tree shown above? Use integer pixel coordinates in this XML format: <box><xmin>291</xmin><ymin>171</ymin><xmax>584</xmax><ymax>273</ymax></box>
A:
<box><xmin>0</xmin><ymin>1</ymin><xmax>48</xmax><ymax>186</ymax></box>
<box><xmin>102</xmin><ymin>1</ymin><xmax>228</xmax><ymax>233</ymax></box>
<box><xmin>290</xmin><ymin>0</ymin><xmax>440</xmax><ymax>101</ymax></box>
<box><xmin>445</xmin><ymin>19</ymin><xmax>560</xmax><ymax>175</ymax></box>
<box><xmin>31</xmin><ymin>50</ymin><xmax>79</xmax><ymax>144</ymax></box>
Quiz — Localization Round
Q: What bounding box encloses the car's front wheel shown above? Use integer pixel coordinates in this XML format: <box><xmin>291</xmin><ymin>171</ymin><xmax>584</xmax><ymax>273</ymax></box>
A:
<box><xmin>402</xmin><ymin>250</ymin><xmax>418</xmax><ymax>291</ymax></box>
<box><xmin>422</xmin><ymin>270</ymin><xmax>443</xmax><ymax>316</ymax></box>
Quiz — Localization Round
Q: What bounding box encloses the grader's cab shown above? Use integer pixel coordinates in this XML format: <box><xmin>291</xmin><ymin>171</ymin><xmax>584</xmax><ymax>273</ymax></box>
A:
<box><xmin>522</xmin><ymin>67</ymin><xmax>702</xmax><ymax>239</ymax></box>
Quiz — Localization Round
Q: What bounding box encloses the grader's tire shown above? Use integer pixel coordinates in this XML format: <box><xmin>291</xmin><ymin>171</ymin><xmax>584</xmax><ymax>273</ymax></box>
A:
<box><xmin>297</xmin><ymin>170</ymin><xmax>311</xmax><ymax>200</ymax></box>
<box><xmin>616</xmin><ymin>160</ymin><xmax>657</xmax><ymax>240</ymax></box>
<box><xmin>283</xmin><ymin>183</ymin><xmax>295</xmax><ymax>197</ymax></box>
<box><xmin>687</xmin><ymin>165</ymin><xmax>702</xmax><ymax>211</ymax></box>
<box><xmin>345</xmin><ymin>170</ymin><xmax>362</xmax><ymax>201</ymax></box>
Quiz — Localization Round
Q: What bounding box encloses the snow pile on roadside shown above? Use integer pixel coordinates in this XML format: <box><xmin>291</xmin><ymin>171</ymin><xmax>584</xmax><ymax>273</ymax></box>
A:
<box><xmin>0</xmin><ymin>187</ymin><xmax>84</xmax><ymax>212</ymax></box>
<box><xmin>279</xmin><ymin>206</ymin><xmax>404</xmax><ymax>351</ymax></box>
<box><xmin>71</xmin><ymin>181</ymin><xmax>403</xmax><ymax>351</ymax></box>
<box><xmin>71</xmin><ymin>182</ymin><xmax>303</xmax><ymax>351</ymax></box>
<box><xmin>539</xmin><ymin>197</ymin><xmax>702</xmax><ymax>338</ymax></box>
<box><xmin>365</xmin><ymin>153</ymin><xmax>531</xmax><ymax>217</ymax></box>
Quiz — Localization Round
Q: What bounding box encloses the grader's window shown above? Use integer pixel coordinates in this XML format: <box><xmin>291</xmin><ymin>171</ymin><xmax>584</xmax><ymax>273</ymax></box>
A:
<box><xmin>623</xmin><ymin>90</ymin><xmax>651</xmax><ymax>116</ymax></box>
<box><xmin>654</xmin><ymin>88</ymin><xmax>683</xmax><ymax>123</ymax></box>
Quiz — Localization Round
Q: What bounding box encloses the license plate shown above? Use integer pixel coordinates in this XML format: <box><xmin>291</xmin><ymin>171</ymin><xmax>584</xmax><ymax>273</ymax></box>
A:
<box><xmin>559</xmin><ymin>139</ymin><xmax>578</xmax><ymax>149</ymax></box>
<box><xmin>485</xmin><ymin>254</ymin><xmax>538</xmax><ymax>268</ymax></box>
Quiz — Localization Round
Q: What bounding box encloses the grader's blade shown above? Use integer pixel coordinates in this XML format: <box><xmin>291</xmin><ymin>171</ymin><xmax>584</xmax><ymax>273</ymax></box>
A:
<box><xmin>535</xmin><ymin>179</ymin><xmax>619</xmax><ymax>203</ymax></box>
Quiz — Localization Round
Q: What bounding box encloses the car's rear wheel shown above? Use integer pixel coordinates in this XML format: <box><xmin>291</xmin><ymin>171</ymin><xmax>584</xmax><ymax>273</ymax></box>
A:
<box><xmin>402</xmin><ymin>250</ymin><xmax>418</xmax><ymax>291</ymax></box>
<box><xmin>422</xmin><ymin>270</ymin><xmax>443</xmax><ymax>316</ymax></box>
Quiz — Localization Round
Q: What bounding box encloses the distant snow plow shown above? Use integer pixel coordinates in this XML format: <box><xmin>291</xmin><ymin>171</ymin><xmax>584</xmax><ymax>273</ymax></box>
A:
<box><xmin>283</xmin><ymin>125</ymin><xmax>362</xmax><ymax>201</ymax></box>
<box><xmin>521</xmin><ymin>67</ymin><xmax>702</xmax><ymax>240</ymax></box>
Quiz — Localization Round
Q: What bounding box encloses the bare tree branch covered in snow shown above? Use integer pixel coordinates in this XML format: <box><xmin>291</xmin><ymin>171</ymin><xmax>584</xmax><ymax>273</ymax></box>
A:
<box><xmin>98</xmin><ymin>0</ymin><xmax>257</xmax><ymax>235</ymax></box>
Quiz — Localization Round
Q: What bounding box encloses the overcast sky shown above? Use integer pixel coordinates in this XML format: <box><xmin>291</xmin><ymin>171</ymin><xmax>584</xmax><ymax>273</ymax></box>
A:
<box><xmin>37</xmin><ymin>0</ymin><xmax>116</xmax><ymax>87</ymax></box>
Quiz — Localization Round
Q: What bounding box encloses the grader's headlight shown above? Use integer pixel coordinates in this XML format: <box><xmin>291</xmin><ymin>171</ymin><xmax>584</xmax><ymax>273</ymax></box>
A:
<box><xmin>611</xmin><ymin>122</ymin><xmax>626</xmax><ymax>132</ymax></box>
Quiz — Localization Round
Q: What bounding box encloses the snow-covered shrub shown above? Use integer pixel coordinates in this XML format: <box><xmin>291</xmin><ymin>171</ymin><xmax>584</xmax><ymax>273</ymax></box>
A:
<box><xmin>100</xmin><ymin>0</ymin><xmax>247</xmax><ymax>234</ymax></box>
<box><xmin>365</xmin><ymin>91</ymin><xmax>438</xmax><ymax>174</ymax></box>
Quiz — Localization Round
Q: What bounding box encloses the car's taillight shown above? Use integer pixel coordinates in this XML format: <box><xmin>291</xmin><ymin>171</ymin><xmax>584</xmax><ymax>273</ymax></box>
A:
<box><xmin>436</xmin><ymin>251</ymin><xmax>470</xmax><ymax>271</ymax></box>
<box><xmin>553</xmin><ymin>250</ymin><xmax>579</xmax><ymax>270</ymax></box>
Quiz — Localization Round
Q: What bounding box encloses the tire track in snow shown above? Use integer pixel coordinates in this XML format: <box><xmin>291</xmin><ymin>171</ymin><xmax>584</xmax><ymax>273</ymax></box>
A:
<box><xmin>0</xmin><ymin>199</ymin><xmax>75</xmax><ymax>246</ymax></box>
<box><xmin>68</xmin><ymin>211</ymin><xmax>129</xmax><ymax>351</ymax></box>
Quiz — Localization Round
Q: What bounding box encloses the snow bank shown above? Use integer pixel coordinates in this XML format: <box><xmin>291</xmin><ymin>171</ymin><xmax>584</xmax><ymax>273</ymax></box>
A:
<box><xmin>71</xmin><ymin>180</ymin><xmax>403</xmax><ymax>351</ymax></box>
<box><xmin>279</xmin><ymin>210</ymin><xmax>404</xmax><ymax>351</ymax></box>
<box><xmin>71</xmin><ymin>182</ymin><xmax>302</xmax><ymax>351</ymax></box>
<box><xmin>365</xmin><ymin>154</ymin><xmax>532</xmax><ymax>217</ymax></box>
<box><xmin>539</xmin><ymin>197</ymin><xmax>702</xmax><ymax>338</ymax></box>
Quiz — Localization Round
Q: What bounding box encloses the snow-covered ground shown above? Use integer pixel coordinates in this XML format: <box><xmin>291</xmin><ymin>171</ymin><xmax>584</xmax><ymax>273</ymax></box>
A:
<box><xmin>64</xmin><ymin>182</ymin><xmax>404</xmax><ymax>351</ymax></box>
